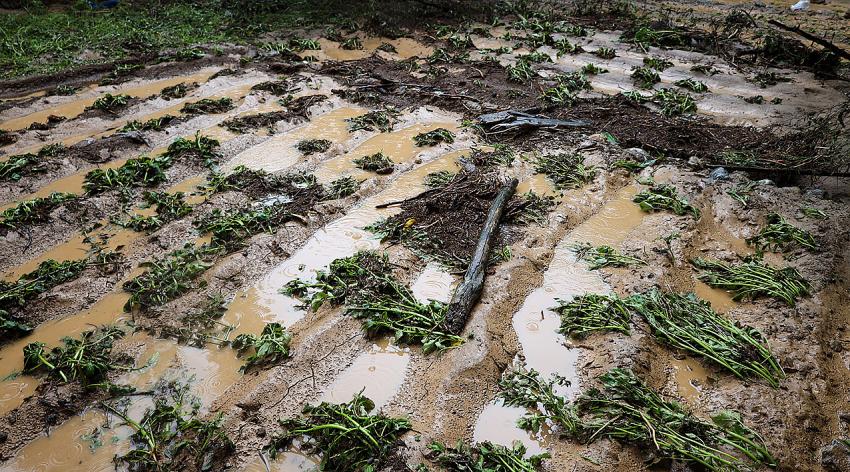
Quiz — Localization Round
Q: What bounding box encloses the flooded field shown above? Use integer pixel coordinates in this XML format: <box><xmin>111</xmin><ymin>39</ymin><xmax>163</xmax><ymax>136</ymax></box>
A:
<box><xmin>1</xmin><ymin>0</ymin><xmax>849</xmax><ymax>471</ymax></box>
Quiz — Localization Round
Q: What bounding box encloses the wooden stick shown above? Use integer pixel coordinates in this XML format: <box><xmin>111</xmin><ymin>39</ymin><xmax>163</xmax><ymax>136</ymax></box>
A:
<box><xmin>767</xmin><ymin>20</ymin><xmax>850</xmax><ymax>62</ymax></box>
<box><xmin>444</xmin><ymin>178</ymin><xmax>518</xmax><ymax>335</ymax></box>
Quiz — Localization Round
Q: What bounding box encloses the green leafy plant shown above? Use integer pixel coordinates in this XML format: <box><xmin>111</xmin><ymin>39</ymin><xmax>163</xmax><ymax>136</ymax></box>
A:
<box><xmin>123</xmin><ymin>243</ymin><xmax>222</xmax><ymax>311</ymax></box>
<box><xmin>427</xmin><ymin>440</ymin><xmax>549</xmax><ymax>471</ymax></box>
<box><xmin>23</xmin><ymin>326</ymin><xmax>128</xmax><ymax>387</ymax></box>
<box><xmin>119</xmin><ymin>115</ymin><xmax>177</xmax><ymax>132</ymax></box>
<box><xmin>539</xmin><ymin>72</ymin><xmax>591</xmax><ymax>106</ymax></box>
<box><xmin>631</xmin><ymin>66</ymin><xmax>660</xmax><ymax>89</ymax></box>
<box><xmin>0</xmin><ymin>258</ymin><xmax>88</xmax><ymax>310</ymax></box>
<box><xmin>231</xmin><ymin>322</ymin><xmax>291</xmax><ymax>371</ymax></box>
<box><xmin>505</xmin><ymin>59</ymin><xmax>536</xmax><ymax>83</ymax></box>
<box><xmin>553</xmin><ymin>293</ymin><xmax>632</xmax><ymax>339</ymax></box>
<box><xmin>84</xmin><ymin>156</ymin><xmax>171</xmax><ymax>194</ymax></box>
<box><xmin>194</xmin><ymin>204</ymin><xmax>295</xmax><ymax>248</ymax></box>
<box><xmin>628</xmin><ymin>289</ymin><xmax>784</xmax><ymax>387</ymax></box>
<box><xmin>643</xmin><ymin>56</ymin><xmax>673</xmax><ymax>71</ymax></box>
<box><xmin>746</xmin><ymin>213</ymin><xmax>817</xmax><ymax>253</ymax></box>
<box><xmin>424</xmin><ymin>170</ymin><xmax>455</xmax><ymax>188</ymax></box>
<box><xmin>0</xmin><ymin>146</ymin><xmax>60</xmax><ymax>181</ymax></box>
<box><xmin>531</xmin><ymin>153</ymin><xmax>596</xmax><ymax>189</ymax></box>
<box><xmin>692</xmin><ymin>257</ymin><xmax>810</xmax><ymax>305</ymax></box>
<box><xmin>323</xmin><ymin>176</ymin><xmax>361</xmax><ymax>200</ymax></box>
<box><xmin>581</xmin><ymin>63</ymin><xmax>607</xmax><ymax>75</ymax></box>
<box><xmin>800</xmin><ymin>207</ymin><xmax>826</xmax><ymax>219</ymax></box>
<box><xmin>162</xmin><ymin>132</ymin><xmax>221</xmax><ymax>167</ymax></box>
<box><xmin>593</xmin><ymin>47</ymin><xmax>616</xmax><ymax>59</ymax></box>
<box><xmin>160</xmin><ymin>83</ymin><xmax>191</xmax><ymax>99</ymax></box>
<box><xmin>0</xmin><ymin>310</ymin><xmax>31</xmax><ymax>339</ymax></box>
<box><xmin>346</xmin><ymin>110</ymin><xmax>396</xmax><ymax>132</ymax></box>
<box><xmin>553</xmin><ymin>37</ymin><xmax>582</xmax><ymax>56</ymax></box>
<box><xmin>726</xmin><ymin>181</ymin><xmax>758</xmax><ymax>207</ymax></box>
<box><xmin>89</xmin><ymin>93</ymin><xmax>131</xmax><ymax>112</ymax></box>
<box><xmin>179</xmin><ymin>97</ymin><xmax>234</xmax><ymax>114</ymax></box>
<box><xmin>266</xmin><ymin>393</ymin><xmax>411</xmax><ymax>470</ymax></box>
<box><xmin>413</xmin><ymin>128</ymin><xmax>455</xmax><ymax>147</ymax></box>
<box><xmin>652</xmin><ymin>88</ymin><xmax>697</xmax><ymax>116</ymax></box>
<box><xmin>340</xmin><ymin>37</ymin><xmax>363</xmax><ymax>50</ymax></box>
<box><xmin>0</xmin><ymin>192</ymin><xmax>77</xmax><ymax>228</ymax></box>
<box><xmin>106</xmin><ymin>381</ymin><xmax>233</xmax><ymax>471</ymax></box>
<box><xmin>572</xmin><ymin>243</ymin><xmax>645</xmax><ymax>269</ymax></box>
<box><xmin>353</xmin><ymin>152</ymin><xmax>394</xmax><ymax>174</ymax></box>
<box><xmin>120</xmin><ymin>191</ymin><xmax>192</xmax><ymax>232</ymax></box>
<box><xmin>296</xmin><ymin>138</ymin><xmax>332</xmax><ymax>155</ymax></box>
<box><xmin>498</xmin><ymin>367</ymin><xmax>578</xmax><ymax>434</ymax></box>
<box><xmin>633</xmin><ymin>184</ymin><xmax>700</xmax><ymax>219</ymax></box>
<box><xmin>675</xmin><ymin>78</ymin><xmax>708</xmax><ymax>93</ymax></box>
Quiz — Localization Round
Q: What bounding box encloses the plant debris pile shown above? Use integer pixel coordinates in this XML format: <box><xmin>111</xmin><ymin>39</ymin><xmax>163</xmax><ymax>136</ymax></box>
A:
<box><xmin>179</xmin><ymin>97</ymin><xmax>234</xmax><ymax>115</ymax></box>
<box><xmin>231</xmin><ymin>322</ymin><xmax>292</xmax><ymax>371</ymax></box>
<box><xmin>266</xmin><ymin>393</ymin><xmax>410</xmax><ymax>471</ymax></box>
<box><xmin>746</xmin><ymin>213</ymin><xmax>817</xmax><ymax>253</ymax></box>
<box><xmin>531</xmin><ymin>152</ymin><xmax>596</xmax><ymax>190</ymax></box>
<box><xmin>554</xmin><ymin>293</ymin><xmax>632</xmax><ymax>339</ymax></box>
<box><xmin>353</xmin><ymin>151</ymin><xmax>394</xmax><ymax>174</ymax></box>
<box><xmin>692</xmin><ymin>257</ymin><xmax>810</xmax><ymax>305</ymax></box>
<box><xmin>0</xmin><ymin>192</ymin><xmax>77</xmax><ymax>229</ymax></box>
<box><xmin>633</xmin><ymin>184</ymin><xmax>700</xmax><ymax>219</ymax></box>
<box><xmin>23</xmin><ymin>326</ymin><xmax>129</xmax><ymax>388</ymax></box>
<box><xmin>572</xmin><ymin>243</ymin><xmax>645</xmax><ymax>269</ymax></box>
<box><xmin>426</xmin><ymin>440</ymin><xmax>549</xmax><ymax>471</ymax></box>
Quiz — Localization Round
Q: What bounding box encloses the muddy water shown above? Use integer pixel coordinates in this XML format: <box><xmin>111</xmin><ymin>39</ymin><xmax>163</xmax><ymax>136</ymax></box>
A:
<box><xmin>223</xmin><ymin>106</ymin><xmax>367</xmax><ymax>172</ymax></box>
<box><xmin>411</xmin><ymin>263</ymin><xmax>455</xmax><ymax>303</ymax></box>
<box><xmin>671</xmin><ymin>356</ymin><xmax>710</xmax><ymax>402</ymax></box>
<box><xmin>516</xmin><ymin>173</ymin><xmax>556</xmax><ymax>197</ymax></box>
<box><xmin>0</xmin><ymin>333</ymin><xmax>242</xmax><ymax>472</ymax></box>
<box><xmin>314</xmin><ymin>122</ymin><xmax>459</xmax><ymax>182</ymax></box>
<box><xmin>242</xmin><ymin>451</ymin><xmax>320</xmax><ymax>472</ymax></box>
<box><xmin>320</xmin><ymin>338</ymin><xmax>411</xmax><ymax>407</ymax></box>
<box><xmin>473</xmin><ymin>403</ymin><xmax>546</xmax><ymax>455</ymax></box>
<box><xmin>307</xmin><ymin>37</ymin><xmax>433</xmax><ymax>62</ymax></box>
<box><xmin>223</xmin><ymin>150</ymin><xmax>466</xmax><ymax>330</ymax></box>
<box><xmin>0</xmin><ymin>69</ymin><xmax>220</xmax><ymax>132</ymax></box>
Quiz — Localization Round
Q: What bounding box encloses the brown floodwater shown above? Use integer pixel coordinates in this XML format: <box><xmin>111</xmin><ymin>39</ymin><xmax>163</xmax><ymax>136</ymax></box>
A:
<box><xmin>319</xmin><ymin>337</ymin><xmax>411</xmax><ymax>407</ymax></box>
<box><xmin>473</xmin><ymin>402</ymin><xmax>547</xmax><ymax>456</ymax></box>
<box><xmin>671</xmin><ymin>355</ymin><xmax>710</xmax><ymax>403</ymax></box>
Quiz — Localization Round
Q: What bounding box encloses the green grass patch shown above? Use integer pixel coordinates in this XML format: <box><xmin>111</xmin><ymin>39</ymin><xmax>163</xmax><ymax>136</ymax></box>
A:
<box><xmin>295</xmin><ymin>138</ymin><xmax>332</xmax><ymax>155</ymax></box>
<box><xmin>572</xmin><ymin>243</ymin><xmax>645</xmax><ymax>269</ymax></box>
<box><xmin>266</xmin><ymin>393</ymin><xmax>410</xmax><ymax>470</ymax></box>
<box><xmin>282</xmin><ymin>251</ymin><xmax>464</xmax><ymax>352</ymax></box>
<box><xmin>692</xmin><ymin>257</ymin><xmax>810</xmax><ymax>305</ymax></box>
<box><xmin>633</xmin><ymin>184</ymin><xmax>700</xmax><ymax>219</ymax></box>
<box><xmin>0</xmin><ymin>192</ymin><xmax>77</xmax><ymax>228</ymax></box>
<box><xmin>746</xmin><ymin>213</ymin><xmax>817</xmax><ymax>253</ymax></box>
<box><xmin>179</xmin><ymin>97</ymin><xmax>234</xmax><ymax>115</ymax></box>
<box><xmin>427</xmin><ymin>440</ymin><xmax>548</xmax><ymax>471</ymax></box>
<box><xmin>123</xmin><ymin>243</ymin><xmax>222</xmax><ymax>311</ymax></box>
<box><xmin>553</xmin><ymin>293</ymin><xmax>632</xmax><ymax>339</ymax></box>
<box><xmin>231</xmin><ymin>322</ymin><xmax>291</xmax><ymax>372</ymax></box>
<box><xmin>531</xmin><ymin>153</ymin><xmax>596</xmax><ymax>189</ymax></box>
<box><xmin>353</xmin><ymin>152</ymin><xmax>394</xmax><ymax>174</ymax></box>
<box><xmin>413</xmin><ymin>128</ymin><xmax>455</xmax><ymax>147</ymax></box>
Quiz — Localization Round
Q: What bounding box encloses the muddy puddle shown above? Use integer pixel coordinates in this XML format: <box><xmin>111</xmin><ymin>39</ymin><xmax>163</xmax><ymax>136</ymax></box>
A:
<box><xmin>671</xmin><ymin>355</ymin><xmax>710</xmax><ymax>402</ymax></box>
<box><xmin>223</xmin><ymin>149</ymin><xmax>466</xmax><ymax>330</ymax></box>
<box><xmin>320</xmin><ymin>338</ymin><xmax>411</xmax><ymax>407</ymax></box>
<box><xmin>473</xmin><ymin>403</ymin><xmax>547</xmax><ymax>456</ymax></box>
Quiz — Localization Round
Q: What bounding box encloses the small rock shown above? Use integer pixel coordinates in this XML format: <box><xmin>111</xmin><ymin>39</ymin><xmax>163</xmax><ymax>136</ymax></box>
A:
<box><xmin>821</xmin><ymin>439</ymin><xmax>850</xmax><ymax>472</ymax></box>
<box><xmin>757</xmin><ymin>179</ymin><xmax>775</xmax><ymax>187</ymax></box>
<box><xmin>805</xmin><ymin>188</ymin><xmax>826</xmax><ymax>199</ymax></box>
<box><xmin>256</xmin><ymin>427</ymin><xmax>266</xmax><ymax>438</ymax></box>
<box><xmin>625</xmin><ymin>147</ymin><xmax>650</xmax><ymax>160</ymax></box>
<box><xmin>688</xmin><ymin>155</ymin><xmax>704</xmax><ymax>167</ymax></box>
<box><xmin>0</xmin><ymin>431</ymin><xmax>7</xmax><ymax>443</ymax></box>
<box><xmin>708</xmin><ymin>167</ymin><xmax>729</xmax><ymax>181</ymax></box>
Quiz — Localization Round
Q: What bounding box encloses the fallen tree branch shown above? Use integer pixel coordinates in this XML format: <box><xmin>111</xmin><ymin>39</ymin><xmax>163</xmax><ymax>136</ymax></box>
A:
<box><xmin>444</xmin><ymin>178</ymin><xmax>518</xmax><ymax>335</ymax></box>
<box><xmin>767</xmin><ymin>20</ymin><xmax>850</xmax><ymax>62</ymax></box>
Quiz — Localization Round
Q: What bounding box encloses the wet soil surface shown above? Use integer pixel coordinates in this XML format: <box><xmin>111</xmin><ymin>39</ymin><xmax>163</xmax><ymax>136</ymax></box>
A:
<box><xmin>0</xmin><ymin>1</ymin><xmax>849</xmax><ymax>471</ymax></box>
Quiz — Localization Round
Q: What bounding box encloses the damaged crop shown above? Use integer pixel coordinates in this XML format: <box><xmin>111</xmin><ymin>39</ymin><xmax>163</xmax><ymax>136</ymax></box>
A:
<box><xmin>427</xmin><ymin>440</ymin><xmax>548</xmax><ymax>471</ymax></box>
<box><xmin>266</xmin><ymin>393</ymin><xmax>411</xmax><ymax>470</ymax></box>
<box><xmin>631</xmin><ymin>66</ymin><xmax>660</xmax><ymax>89</ymax></box>
<box><xmin>120</xmin><ymin>191</ymin><xmax>192</xmax><ymax>232</ymax></box>
<box><xmin>553</xmin><ymin>293</ymin><xmax>632</xmax><ymax>339</ymax></box>
<box><xmin>195</xmin><ymin>203</ymin><xmax>297</xmax><ymax>249</ymax></box>
<box><xmin>424</xmin><ymin>170</ymin><xmax>455</xmax><ymax>188</ymax></box>
<box><xmin>531</xmin><ymin>152</ymin><xmax>596</xmax><ymax>189</ymax></box>
<box><xmin>746</xmin><ymin>213</ymin><xmax>817</xmax><ymax>253</ymax></box>
<box><xmin>89</xmin><ymin>93</ymin><xmax>131</xmax><ymax>112</ymax></box>
<box><xmin>84</xmin><ymin>155</ymin><xmax>171</xmax><ymax>194</ymax></box>
<box><xmin>692</xmin><ymin>257</ymin><xmax>810</xmax><ymax>306</ymax></box>
<box><xmin>296</xmin><ymin>138</ymin><xmax>332</xmax><ymax>155</ymax></box>
<box><xmin>1</xmin><ymin>192</ymin><xmax>77</xmax><ymax>228</ymax></box>
<box><xmin>354</xmin><ymin>152</ymin><xmax>394</xmax><ymax>174</ymax></box>
<box><xmin>119</xmin><ymin>115</ymin><xmax>177</xmax><ymax>132</ymax></box>
<box><xmin>23</xmin><ymin>326</ymin><xmax>128</xmax><ymax>387</ymax></box>
<box><xmin>346</xmin><ymin>110</ymin><xmax>396</xmax><ymax>132</ymax></box>
<box><xmin>323</xmin><ymin>176</ymin><xmax>361</xmax><ymax>200</ymax></box>
<box><xmin>179</xmin><ymin>97</ymin><xmax>234</xmax><ymax>115</ymax></box>
<box><xmin>413</xmin><ymin>128</ymin><xmax>455</xmax><ymax>147</ymax></box>
<box><xmin>572</xmin><ymin>243</ymin><xmax>645</xmax><ymax>269</ymax></box>
<box><xmin>540</xmin><ymin>72</ymin><xmax>591</xmax><ymax>106</ymax></box>
<box><xmin>633</xmin><ymin>184</ymin><xmax>700</xmax><ymax>219</ymax></box>
<box><xmin>0</xmin><ymin>258</ymin><xmax>88</xmax><ymax>311</ymax></box>
<box><xmin>231</xmin><ymin>322</ymin><xmax>292</xmax><ymax>371</ymax></box>
<box><xmin>675</xmin><ymin>78</ymin><xmax>709</xmax><ymax>93</ymax></box>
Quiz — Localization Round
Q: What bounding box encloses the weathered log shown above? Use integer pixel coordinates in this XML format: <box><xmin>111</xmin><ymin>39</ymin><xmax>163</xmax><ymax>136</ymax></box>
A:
<box><xmin>444</xmin><ymin>178</ymin><xmax>518</xmax><ymax>335</ymax></box>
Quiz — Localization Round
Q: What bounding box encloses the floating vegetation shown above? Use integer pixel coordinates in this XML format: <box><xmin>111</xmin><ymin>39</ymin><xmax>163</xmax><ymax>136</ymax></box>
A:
<box><xmin>83</xmin><ymin>155</ymin><xmax>171</xmax><ymax>194</ymax></box>
<box><xmin>0</xmin><ymin>192</ymin><xmax>77</xmax><ymax>228</ymax></box>
<box><xmin>643</xmin><ymin>56</ymin><xmax>673</xmax><ymax>71</ymax></box>
<box><xmin>179</xmin><ymin>97</ymin><xmax>234</xmax><ymax>114</ymax></box>
<box><xmin>674</xmin><ymin>78</ymin><xmax>709</xmax><ymax>93</ymax></box>
<box><xmin>266</xmin><ymin>393</ymin><xmax>410</xmax><ymax>470</ymax></box>
<box><xmin>581</xmin><ymin>63</ymin><xmax>608</xmax><ymax>75</ymax></box>
<box><xmin>427</xmin><ymin>440</ymin><xmax>548</xmax><ymax>471</ymax></box>
<box><xmin>160</xmin><ymin>82</ymin><xmax>191</xmax><ymax>99</ymax></box>
<box><xmin>231</xmin><ymin>322</ymin><xmax>291</xmax><ymax>371</ymax></box>
<box><xmin>346</xmin><ymin>110</ymin><xmax>396</xmax><ymax>132</ymax></box>
<box><xmin>631</xmin><ymin>66</ymin><xmax>660</xmax><ymax>89</ymax></box>
<box><xmin>726</xmin><ymin>181</ymin><xmax>758</xmax><ymax>207</ymax></box>
<box><xmin>424</xmin><ymin>170</ymin><xmax>455</xmax><ymax>188</ymax></box>
<box><xmin>593</xmin><ymin>47</ymin><xmax>616</xmax><ymax>59</ymax></box>
<box><xmin>746</xmin><ymin>213</ymin><xmax>817</xmax><ymax>253</ymax></box>
<box><xmin>506</xmin><ymin>59</ymin><xmax>536</xmax><ymax>83</ymax></box>
<box><xmin>572</xmin><ymin>243</ymin><xmax>646</xmax><ymax>269</ymax></box>
<box><xmin>413</xmin><ymin>128</ymin><xmax>455</xmax><ymax>147</ymax></box>
<box><xmin>120</xmin><ymin>191</ymin><xmax>192</xmax><ymax>232</ymax></box>
<box><xmin>340</xmin><ymin>37</ymin><xmax>363</xmax><ymax>50</ymax></box>
<box><xmin>323</xmin><ymin>176</ymin><xmax>361</xmax><ymax>200</ymax></box>
<box><xmin>0</xmin><ymin>258</ymin><xmax>88</xmax><ymax>311</ymax></box>
<box><xmin>540</xmin><ymin>72</ymin><xmax>591</xmax><ymax>106</ymax></box>
<box><xmin>692</xmin><ymin>257</ymin><xmax>810</xmax><ymax>306</ymax></box>
<box><xmin>119</xmin><ymin>114</ymin><xmax>177</xmax><ymax>132</ymax></box>
<box><xmin>195</xmin><ymin>203</ymin><xmax>296</xmax><ymax>249</ymax></box>
<box><xmin>353</xmin><ymin>151</ymin><xmax>394</xmax><ymax>174</ymax></box>
<box><xmin>123</xmin><ymin>243</ymin><xmax>222</xmax><ymax>311</ymax></box>
<box><xmin>23</xmin><ymin>326</ymin><xmax>127</xmax><ymax>387</ymax></box>
<box><xmin>107</xmin><ymin>381</ymin><xmax>234</xmax><ymax>471</ymax></box>
<box><xmin>553</xmin><ymin>293</ymin><xmax>632</xmax><ymax>339</ymax></box>
<box><xmin>633</xmin><ymin>184</ymin><xmax>700</xmax><ymax>219</ymax></box>
<box><xmin>296</xmin><ymin>138</ymin><xmax>332</xmax><ymax>155</ymax></box>
<box><xmin>89</xmin><ymin>93</ymin><xmax>131</xmax><ymax>112</ymax></box>
<box><xmin>283</xmin><ymin>251</ymin><xmax>463</xmax><ymax>352</ymax></box>
<box><xmin>531</xmin><ymin>153</ymin><xmax>596</xmax><ymax>189</ymax></box>
<box><xmin>628</xmin><ymin>289</ymin><xmax>784</xmax><ymax>387</ymax></box>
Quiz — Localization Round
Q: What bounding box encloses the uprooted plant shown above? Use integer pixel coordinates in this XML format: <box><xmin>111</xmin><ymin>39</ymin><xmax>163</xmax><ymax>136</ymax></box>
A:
<box><xmin>628</xmin><ymin>289</ymin><xmax>784</xmax><ymax>387</ymax></box>
<box><xmin>427</xmin><ymin>440</ymin><xmax>549</xmax><ymax>471</ymax></box>
<box><xmin>346</xmin><ymin>110</ymin><xmax>397</xmax><ymax>132</ymax></box>
<box><xmin>179</xmin><ymin>97</ymin><xmax>234</xmax><ymax>115</ymax></box>
<box><xmin>84</xmin><ymin>155</ymin><xmax>171</xmax><ymax>194</ymax></box>
<box><xmin>633</xmin><ymin>184</ymin><xmax>700</xmax><ymax>219</ymax></box>
<box><xmin>296</xmin><ymin>138</ymin><xmax>332</xmax><ymax>155</ymax></box>
<box><xmin>413</xmin><ymin>128</ymin><xmax>455</xmax><ymax>147</ymax></box>
<box><xmin>265</xmin><ymin>393</ymin><xmax>411</xmax><ymax>471</ymax></box>
<box><xmin>353</xmin><ymin>151</ymin><xmax>395</xmax><ymax>174</ymax></box>
<box><xmin>1</xmin><ymin>192</ymin><xmax>77</xmax><ymax>228</ymax></box>
<box><xmin>231</xmin><ymin>322</ymin><xmax>292</xmax><ymax>371</ymax></box>
<box><xmin>119</xmin><ymin>191</ymin><xmax>192</xmax><ymax>232</ymax></box>
<box><xmin>106</xmin><ymin>380</ymin><xmax>234</xmax><ymax>471</ymax></box>
<box><xmin>23</xmin><ymin>325</ymin><xmax>131</xmax><ymax>388</ymax></box>
<box><xmin>282</xmin><ymin>251</ymin><xmax>464</xmax><ymax>352</ymax></box>
<box><xmin>746</xmin><ymin>213</ymin><xmax>817</xmax><ymax>253</ymax></box>
<box><xmin>531</xmin><ymin>152</ymin><xmax>596</xmax><ymax>189</ymax></box>
<box><xmin>553</xmin><ymin>293</ymin><xmax>632</xmax><ymax>339</ymax></box>
<box><xmin>323</xmin><ymin>176</ymin><xmax>361</xmax><ymax>200</ymax></box>
<box><xmin>572</xmin><ymin>243</ymin><xmax>646</xmax><ymax>269</ymax></box>
<box><xmin>692</xmin><ymin>257</ymin><xmax>810</xmax><ymax>306</ymax></box>
<box><xmin>88</xmin><ymin>93</ymin><xmax>132</xmax><ymax>112</ymax></box>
